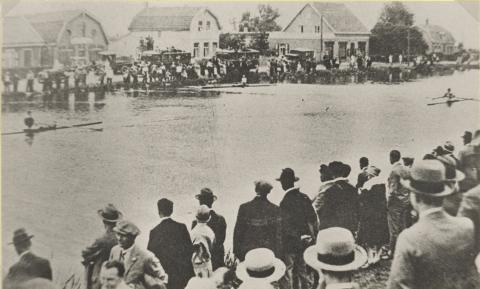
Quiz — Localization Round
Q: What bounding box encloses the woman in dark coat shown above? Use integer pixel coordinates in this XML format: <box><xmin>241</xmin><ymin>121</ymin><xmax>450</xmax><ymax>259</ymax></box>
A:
<box><xmin>358</xmin><ymin>166</ymin><xmax>389</xmax><ymax>267</ymax></box>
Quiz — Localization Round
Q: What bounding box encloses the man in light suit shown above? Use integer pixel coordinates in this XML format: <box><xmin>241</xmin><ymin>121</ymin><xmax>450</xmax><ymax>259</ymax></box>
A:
<box><xmin>109</xmin><ymin>220</ymin><xmax>167</xmax><ymax>289</ymax></box>
<box><xmin>458</xmin><ymin>184</ymin><xmax>480</xmax><ymax>253</ymax></box>
<box><xmin>4</xmin><ymin>228</ymin><xmax>52</xmax><ymax>288</ymax></box>
<box><xmin>388</xmin><ymin>160</ymin><xmax>480</xmax><ymax>289</ymax></box>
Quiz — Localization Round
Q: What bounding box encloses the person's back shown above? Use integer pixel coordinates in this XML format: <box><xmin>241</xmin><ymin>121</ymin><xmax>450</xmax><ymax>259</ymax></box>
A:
<box><xmin>319</xmin><ymin>180</ymin><xmax>359</xmax><ymax>232</ymax></box>
<box><xmin>389</xmin><ymin>210</ymin><xmax>480</xmax><ymax>289</ymax></box>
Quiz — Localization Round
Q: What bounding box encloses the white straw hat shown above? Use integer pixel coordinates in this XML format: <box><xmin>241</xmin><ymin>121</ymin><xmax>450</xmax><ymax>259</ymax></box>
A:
<box><xmin>236</xmin><ymin>248</ymin><xmax>286</xmax><ymax>283</ymax></box>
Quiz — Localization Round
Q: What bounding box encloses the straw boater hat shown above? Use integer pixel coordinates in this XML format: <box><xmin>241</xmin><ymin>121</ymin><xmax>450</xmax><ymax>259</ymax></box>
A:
<box><xmin>98</xmin><ymin>204</ymin><xmax>123</xmax><ymax>223</ymax></box>
<box><xmin>400</xmin><ymin>159</ymin><xmax>454</xmax><ymax>197</ymax></box>
<box><xmin>435</xmin><ymin>155</ymin><xmax>465</xmax><ymax>182</ymax></box>
<box><xmin>195</xmin><ymin>188</ymin><xmax>217</xmax><ymax>201</ymax></box>
<box><xmin>236</xmin><ymin>248</ymin><xmax>286</xmax><ymax>283</ymax></box>
<box><xmin>9</xmin><ymin>228</ymin><xmax>34</xmax><ymax>245</ymax></box>
<box><xmin>304</xmin><ymin>227</ymin><xmax>367</xmax><ymax>272</ymax></box>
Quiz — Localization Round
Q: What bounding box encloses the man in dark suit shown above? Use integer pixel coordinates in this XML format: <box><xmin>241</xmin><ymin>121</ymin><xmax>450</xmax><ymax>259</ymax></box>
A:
<box><xmin>317</xmin><ymin>161</ymin><xmax>359</xmax><ymax>234</ymax></box>
<box><xmin>388</xmin><ymin>160</ymin><xmax>480</xmax><ymax>289</ymax></box>
<box><xmin>192</xmin><ymin>188</ymin><xmax>226</xmax><ymax>270</ymax></box>
<box><xmin>458</xmin><ymin>184</ymin><xmax>480</xmax><ymax>253</ymax></box>
<box><xmin>4</xmin><ymin>228</ymin><xmax>52</xmax><ymax>288</ymax></box>
<box><xmin>233</xmin><ymin>181</ymin><xmax>283</xmax><ymax>261</ymax></box>
<box><xmin>147</xmin><ymin>199</ymin><xmax>194</xmax><ymax>289</ymax></box>
<box><xmin>278</xmin><ymin>168</ymin><xmax>318</xmax><ymax>289</ymax></box>
<box><xmin>82</xmin><ymin>204</ymin><xmax>122</xmax><ymax>289</ymax></box>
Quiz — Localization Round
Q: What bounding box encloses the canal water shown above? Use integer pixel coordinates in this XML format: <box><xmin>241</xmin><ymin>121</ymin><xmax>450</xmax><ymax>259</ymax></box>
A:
<box><xmin>2</xmin><ymin>70</ymin><xmax>479</xmax><ymax>282</ymax></box>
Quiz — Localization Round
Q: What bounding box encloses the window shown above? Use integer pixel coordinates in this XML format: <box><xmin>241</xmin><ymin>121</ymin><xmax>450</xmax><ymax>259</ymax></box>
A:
<box><xmin>193</xmin><ymin>43</ymin><xmax>199</xmax><ymax>57</ymax></box>
<box><xmin>212</xmin><ymin>42</ymin><xmax>217</xmax><ymax>54</ymax></box>
<box><xmin>2</xmin><ymin>49</ymin><xmax>19</xmax><ymax>68</ymax></box>
<box><xmin>206</xmin><ymin>21</ymin><xmax>211</xmax><ymax>31</ymax></box>
<box><xmin>198</xmin><ymin>21</ymin><xmax>203</xmax><ymax>31</ymax></box>
<box><xmin>23</xmin><ymin>49</ymin><xmax>33</xmax><ymax>67</ymax></box>
<box><xmin>315</xmin><ymin>26</ymin><xmax>320</xmax><ymax>33</ymax></box>
<box><xmin>203</xmin><ymin>42</ymin><xmax>209</xmax><ymax>57</ymax></box>
<box><xmin>300</xmin><ymin>25</ymin><xmax>304</xmax><ymax>33</ymax></box>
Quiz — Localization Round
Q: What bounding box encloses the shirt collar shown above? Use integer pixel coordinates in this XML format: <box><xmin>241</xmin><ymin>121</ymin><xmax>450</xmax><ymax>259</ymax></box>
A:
<box><xmin>333</xmin><ymin>177</ymin><xmax>349</xmax><ymax>182</ymax></box>
<box><xmin>419</xmin><ymin>207</ymin><xmax>444</xmax><ymax>219</ymax></box>
<box><xmin>392</xmin><ymin>161</ymin><xmax>402</xmax><ymax>167</ymax></box>
<box><xmin>19</xmin><ymin>250</ymin><xmax>30</xmax><ymax>259</ymax></box>
<box><xmin>159</xmin><ymin>216</ymin><xmax>171</xmax><ymax>225</ymax></box>
<box><xmin>285</xmin><ymin>187</ymin><xmax>299</xmax><ymax>193</ymax></box>
<box><xmin>121</xmin><ymin>244</ymin><xmax>135</xmax><ymax>254</ymax></box>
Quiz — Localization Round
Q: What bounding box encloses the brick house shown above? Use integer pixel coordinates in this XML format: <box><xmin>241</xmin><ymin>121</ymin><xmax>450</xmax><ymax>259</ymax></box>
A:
<box><xmin>269</xmin><ymin>2</ymin><xmax>370</xmax><ymax>61</ymax></box>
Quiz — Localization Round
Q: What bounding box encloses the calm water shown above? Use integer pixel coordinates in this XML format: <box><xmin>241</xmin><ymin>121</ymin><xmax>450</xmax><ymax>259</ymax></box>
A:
<box><xmin>2</xmin><ymin>70</ymin><xmax>479</xmax><ymax>282</ymax></box>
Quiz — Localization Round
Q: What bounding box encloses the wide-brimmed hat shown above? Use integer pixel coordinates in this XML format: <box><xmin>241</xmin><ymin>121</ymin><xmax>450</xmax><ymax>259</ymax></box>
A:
<box><xmin>435</xmin><ymin>155</ymin><xmax>465</xmax><ymax>182</ymax></box>
<box><xmin>196</xmin><ymin>205</ymin><xmax>211</xmax><ymax>223</ymax></box>
<box><xmin>98</xmin><ymin>204</ymin><xmax>123</xmax><ymax>223</ymax></box>
<box><xmin>9</xmin><ymin>228</ymin><xmax>34</xmax><ymax>245</ymax></box>
<box><xmin>113</xmin><ymin>220</ymin><xmax>140</xmax><ymax>236</ymax></box>
<box><xmin>304</xmin><ymin>227</ymin><xmax>367</xmax><ymax>272</ymax></box>
<box><xmin>443</xmin><ymin>141</ymin><xmax>455</xmax><ymax>153</ymax></box>
<box><xmin>195</xmin><ymin>188</ymin><xmax>217</xmax><ymax>201</ymax></box>
<box><xmin>400</xmin><ymin>160</ymin><xmax>453</xmax><ymax>197</ymax></box>
<box><xmin>236</xmin><ymin>248</ymin><xmax>286</xmax><ymax>283</ymax></box>
<box><xmin>276</xmin><ymin>168</ymin><xmax>299</xmax><ymax>182</ymax></box>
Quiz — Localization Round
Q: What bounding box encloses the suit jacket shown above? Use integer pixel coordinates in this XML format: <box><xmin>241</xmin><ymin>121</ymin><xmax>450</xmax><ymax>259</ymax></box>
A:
<box><xmin>109</xmin><ymin>245</ymin><xmax>167</xmax><ymax>289</ymax></box>
<box><xmin>280</xmin><ymin>188</ymin><xmax>318</xmax><ymax>254</ymax></box>
<box><xmin>147</xmin><ymin>218</ymin><xmax>194</xmax><ymax>289</ymax></box>
<box><xmin>387</xmin><ymin>162</ymin><xmax>410</xmax><ymax>205</ymax></box>
<box><xmin>82</xmin><ymin>230</ymin><xmax>118</xmax><ymax>289</ymax></box>
<box><xmin>458</xmin><ymin>184</ymin><xmax>480</xmax><ymax>253</ymax></box>
<box><xmin>192</xmin><ymin>210</ymin><xmax>226</xmax><ymax>269</ymax></box>
<box><xmin>233</xmin><ymin>196</ymin><xmax>284</xmax><ymax>261</ymax></box>
<box><xmin>317</xmin><ymin>180</ymin><xmax>359</xmax><ymax>234</ymax></box>
<box><xmin>4</xmin><ymin>252</ymin><xmax>52</xmax><ymax>286</ymax></box>
<box><xmin>388</xmin><ymin>209</ymin><xmax>480</xmax><ymax>289</ymax></box>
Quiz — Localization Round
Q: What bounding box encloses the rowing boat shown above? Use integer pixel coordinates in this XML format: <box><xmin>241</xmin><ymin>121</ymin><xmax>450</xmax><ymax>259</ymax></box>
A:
<box><xmin>2</xmin><ymin>121</ymin><xmax>103</xmax><ymax>136</ymax></box>
<box><xmin>200</xmin><ymin>83</ymin><xmax>275</xmax><ymax>90</ymax></box>
<box><xmin>427</xmin><ymin>97</ymin><xmax>479</xmax><ymax>106</ymax></box>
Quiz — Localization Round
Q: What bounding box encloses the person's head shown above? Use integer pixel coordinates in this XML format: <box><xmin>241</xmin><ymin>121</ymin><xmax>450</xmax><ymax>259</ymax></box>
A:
<box><xmin>113</xmin><ymin>220</ymin><xmax>140</xmax><ymax>249</ymax></box>
<box><xmin>196</xmin><ymin>205</ymin><xmax>211</xmax><ymax>223</ymax></box>
<box><xmin>157</xmin><ymin>198</ymin><xmax>173</xmax><ymax>218</ymax></box>
<box><xmin>27</xmin><ymin>111</ymin><xmax>32</xmax><ymax>116</ymax></box>
<box><xmin>196</xmin><ymin>188</ymin><xmax>216</xmax><ymax>208</ymax></box>
<box><xmin>254</xmin><ymin>180</ymin><xmax>273</xmax><ymax>197</ymax></box>
<box><xmin>341</xmin><ymin>163</ymin><xmax>351</xmax><ymax>178</ymax></box>
<box><xmin>359</xmin><ymin>157</ymin><xmax>369</xmax><ymax>169</ymax></box>
<box><xmin>10</xmin><ymin>228</ymin><xmax>33</xmax><ymax>255</ymax></box>
<box><xmin>402</xmin><ymin>157</ymin><xmax>414</xmax><ymax>168</ymax></box>
<box><xmin>319</xmin><ymin>164</ymin><xmax>333</xmax><ymax>182</ymax></box>
<box><xmin>101</xmin><ymin>260</ymin><xmax>125</xmax><ymax>289</ymax></box>
<box><xmin>463</xmin><ymin>131</ymin><xmax>473</xmax><ymax>145</ymax></box>
<box><xmin>390</xmin><ymin>150</ymin><xmax>401</xmax><ymax>164</ymax></box>
<box><xmin>447</xmin><ymin>88</ymin><xmax>451</xmax><ymax>92</ymax></box>
<box><xmin>328</xmin><ymin>161</ymin><xmax>344</xmax><ymax>179</ymax></box>
<box><xmin>98</xmin><ymin>204</ymin><xmax>123</xmax><ymax>231</ymax></box>
<box><xmin>276</xmin><ymin>168</ymin><xmax>299</xmax><ymax>190</ymax></box>
<box><xmin>443</xmin><ymin>141</ymin><xmax>455</xmax><ymax>154</ymax></box>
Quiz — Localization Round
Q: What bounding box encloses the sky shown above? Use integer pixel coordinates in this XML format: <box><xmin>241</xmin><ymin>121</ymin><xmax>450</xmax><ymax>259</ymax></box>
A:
<box><xmin>4</xmin><ymin>1</ymin><xmax>480</xmax><ymax>48</ymax></box>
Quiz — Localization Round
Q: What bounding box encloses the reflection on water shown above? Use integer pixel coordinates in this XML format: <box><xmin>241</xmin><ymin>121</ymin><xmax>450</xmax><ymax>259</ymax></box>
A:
<box><xmin>2</xmin><ymin>70</ymin><xmax>479</xmax><ymax>283</ymax></box>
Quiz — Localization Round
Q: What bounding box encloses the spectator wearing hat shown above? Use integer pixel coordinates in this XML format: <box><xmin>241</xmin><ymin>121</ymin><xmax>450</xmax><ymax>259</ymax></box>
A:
<box><xmin>100</xmin><ymin>260</ymin><xmax>130</xmax><ymax>289</ymax></box>
<box><xmin>435</xmin><ymin>155</ymin><xmax>466</xmax><ymax>216</ymax></box>
<box><xmin>236</xmin><ymin>248</ymin><xmax>286</xmax><ymax>289</ymax></box>
<box><xmin>277</xmin><ymin>168</ymin><xmax>317</xmax><ymax>289</ymax></box>
<box><xmin>458</xmin><ymin>130</ymin><xmax>480</xmax><ymax>192</ymax></box>
<box><xmin>313</xmin><ymin>164</ymin><xmax>335</xmax><ymax>225</ymax></box>
<box><xmin>458</xmin><ymin>184</ymin><xmax>480</xmax><ymax>254</ymax></box>
<box><xmin>191</xmin><ymin>205</ymin><xmax>216</xmax><ymax>278</ymax></box>
<box><xmin>463</xmin><ymin>131</ymin><xmax>473</xmax><ymax>145</ymax></box>
<box><xmin>356</xmin><ymin>157</ymin><xmax>370</xmax><ymax>189</ymax></box>
<box><xmin>233</xmin><ymin>181</ymin><xmax>283</xmax><ymax>262</ymax></box>
<box><xmin>386</xmin><ymin>150</ymin><xmax>411</xmax><ymax>258</ymax></box>
<box><xmin>109</xmin><ymin>220</ymin><xmax>167</xmax><ymax>289</ymax></box>
<box><xmin>388</xmin><ymin>160</ymin><xmax>480</xmax><ymax>289</ymax></box>
<box><xmin>192</xmin><ymin>188</ymin><xmax>227</xmax><ymax>270</ymax></box>
<box><xmin>304</xmin><ymin>227</ymin><xmax>367</xmax><ymax>289</ymax></box>
<box><xmin>82</xmin><ymin>204</ymin><xmax>123</xmax><ymax>289</ymax></box>
<box><xmin>317</xmin><ymin>161</ymin><xmax>359</xmax><ymax>234</ymax></box>
<box><xmin>147</xmin><ymin>199</ymin><xmax>194</xmax><ymax>289</ymax></box>
<box><xmin>4</xmin><ymin>228</ymin><xmax>52</xmax><ymax>289</ymax></box>
<box><xmin>357</xmin><ymin>166</ymin><xmax>389</xmax><ymax>267</ymax></box>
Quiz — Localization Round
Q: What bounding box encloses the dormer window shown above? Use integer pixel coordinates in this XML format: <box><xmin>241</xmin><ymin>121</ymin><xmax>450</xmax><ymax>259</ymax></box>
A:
<box><xmin>198</xmin><ymin>21</ymin><xmax>203</xmax><ymax>31</ymax></box>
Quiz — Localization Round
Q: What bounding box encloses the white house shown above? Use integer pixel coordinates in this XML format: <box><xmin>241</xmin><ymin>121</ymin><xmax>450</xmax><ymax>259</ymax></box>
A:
<box><xmin>109</xmin><ymin>7</ymin><xmax>221</xmax><ymax>60</ymax></box>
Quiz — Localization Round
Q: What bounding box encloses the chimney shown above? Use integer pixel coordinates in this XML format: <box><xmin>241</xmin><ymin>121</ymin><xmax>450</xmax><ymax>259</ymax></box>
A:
<box><xmin>425</xmin><ymin>18</ymin><xmax>429</xmax><ymax>25</ymax></box>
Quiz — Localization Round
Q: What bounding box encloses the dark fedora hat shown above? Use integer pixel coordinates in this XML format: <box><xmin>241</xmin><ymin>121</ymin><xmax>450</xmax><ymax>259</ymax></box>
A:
<box><xmin>276</xmin><ymin>168</ymin><xmax>299</xmax><ymax>182</ymax></box>
<box><xmin>98</xmin><ymin>204</ymin><xmax>123</xmax><ymax>223</ymax></box>
<box><xmin>9</xmin><ymin>228</ymin><xmax>34</xmax><ymax>245</ymax></box>
<box><xmin>195</xmin><ymin>188</ymin><xmax>217</xmax><ymax>201</ymax></box>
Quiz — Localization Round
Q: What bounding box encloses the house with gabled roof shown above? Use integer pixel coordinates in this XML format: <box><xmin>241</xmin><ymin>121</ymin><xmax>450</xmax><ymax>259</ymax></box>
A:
<box><xmin>269</xmin><ymin>2</ymin><xmax>370</xmax><ymax>61</ymax></box>
<box><xmin>110</xmin><ymin>6</ymin><xmax>221</xmax><ymax>60</ymax></box>
<box><xmin>2</xmin><ymin>9</ymin><xmax>108</xmax><ymax>72</ymax></box>
<box><xmin>417</xmin><ymin>19</ymin><xmax>456</xmax><ymax>56</ymax></box>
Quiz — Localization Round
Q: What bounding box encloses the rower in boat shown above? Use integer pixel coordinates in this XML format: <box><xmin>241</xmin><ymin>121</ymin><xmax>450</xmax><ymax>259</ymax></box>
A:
<box><xmin>24</xmin><ymin>111</ymin><xmax>34</xmax><ymax>129</ymax></box>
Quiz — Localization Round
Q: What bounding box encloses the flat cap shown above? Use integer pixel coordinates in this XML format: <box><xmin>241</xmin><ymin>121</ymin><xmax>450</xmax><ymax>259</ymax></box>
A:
<box><xmin>113</xmin><ymin>220</ymin><xmax>140</xmax><ymax>236</ymax></box>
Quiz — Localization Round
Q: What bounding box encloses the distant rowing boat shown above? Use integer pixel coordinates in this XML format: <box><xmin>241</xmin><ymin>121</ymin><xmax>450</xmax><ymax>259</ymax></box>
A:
<box><xmin>427</xmin><ymin>97</ymin><xmax>479</xmax><ymax>106</ymax></box>
<box><xmin>2</xmin><ymin>121</ymin><xmax>103</xmax><ymax>136</ymax></box>
<box><xmin>200</xmin><ymin>83</ymin><xmax>275</xmax><ymax>90</ymax></box>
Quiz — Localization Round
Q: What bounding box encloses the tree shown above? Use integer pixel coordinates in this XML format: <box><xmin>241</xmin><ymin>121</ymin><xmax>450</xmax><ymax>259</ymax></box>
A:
<box><xmin>239</xmin><ymin>5</ymin><xmax>281</xmax><ymax>33</ymax></box>
<box><xmin>370</xmin><ymin>2</ymin><xmax>428</xmax><ymax>56</ymax></box>
<box><xmin>219</xmin><ymin>33</ymin><xmax>246</xmax><ymax>51</ymax></box>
